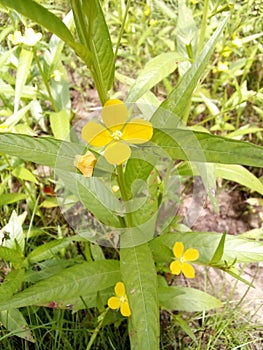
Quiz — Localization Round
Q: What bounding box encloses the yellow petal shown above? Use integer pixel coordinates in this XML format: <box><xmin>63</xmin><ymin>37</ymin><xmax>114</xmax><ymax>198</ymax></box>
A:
<box><xmin>74</xmin><ymin>151</ymin><xmax>96</xmax><ymax>177</ymax></box>
<box><xmin>108</xmin><ymin>296</ymin><xmax>121</xmax><ymax>310</ymax></box>
<box><xmin>173</xmin><ymin>242</ymin><xmax>184</xmax><ymax>259</ymax></box>
<box><xmin>184</xmin><ymin>248</ymin><xmax>199</xmax><ymax>262</ymax></box>
<box><xmin>104</xmin><ymin>142</ymin><xmax>131</xmax><ymax>165</ymax></box>
<box><xmin>169</xmin><ymin>260</ymin><xmax>181</xmax><ymax>275</ymax></box>
<box><xmin>82</xmin><ymin>121</ymin><xmax>112</xmax><ymax>146</ymax></box>
<box><xmin>102</xmin><ymin>100</ymin><xmax>128</xmax><ymax>129</ymax></box>
<box><xmin>182</xmin><ymin>263</ymin><xmax>195</xmax><ymax>278</ymax></box>
<box><xmin>122</xmin><ymin>118</ymin><xmax>153</xmax><ymax>144</ymax></box>
<box><xmin>115</xmin><ymin>282</ymin><xmax>126</xmax><ymax>297</ymax></box>
<box><xmin>120</xmin><ymin>301</ymin><xmax>131</xmax><ymax>317</ymax></box>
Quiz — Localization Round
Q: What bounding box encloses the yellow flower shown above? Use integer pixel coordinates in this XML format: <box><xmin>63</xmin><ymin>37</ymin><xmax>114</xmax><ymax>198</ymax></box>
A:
<box><xmin>112</xmin><ymin>185</ymin><xmax>120</xmax><ymax>193</ymax></box>
<box><xmin>74</xmin><ymin>151</ymin><xmax>96</xmax><ymax>177</ymax></box>
<box><xmin>81</xmin><ymin>99</ymin><xmax>153</xmax><ymax>165</ymax></box>
<box><xmin>144</xmin><ymin>5</ymin><xmax>151</xmax><ymax>16</ymax></box>
<box><xmin>222</xmin><ymin>46</ymin><xmax>232</xmax><ymax>58</ymax></box>
<box><xmin>213</xmin><ymin>61</ymin><xmax>229</xmax><ymax>73</ymax></box>
<box><xmin>8</xmin><ymin>28</ymin><xmax>42</xmax><ymax>46</ymax></box>
<box><xmin>149</xmin><ymin>19</ymin><xmax>158</xmax><ymax>27</ymax></box>
<box><xmin>52</xmin><ymin>70</ymin><xmax>62</xmax><ymax>82</ymax></box>
<box><xmin>169</xmin><ymin>242</ymin><xmax>199</xmax><ymax>279</ymax></box>
<box><xmin>108</xmin><ymin>282</ymin><xmax>131</xmax><ymax>317</ymax></box>
<box><xmin>8</xmin><ymin>31</ymin><xmax>23</xmax><ymax>45</ymax></box>
<box><xmin>232</xmin><ymin>35</ymin><xmax>243</xmax><ymax>48</ymax></box>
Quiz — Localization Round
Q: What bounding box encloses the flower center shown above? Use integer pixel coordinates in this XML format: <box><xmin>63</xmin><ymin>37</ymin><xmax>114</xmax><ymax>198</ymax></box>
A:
<box><xmin>120</xmin><ymin>296</ymin><xmax>126</xmax><ymax>303</ymax></box>
<box><xmin>112</xmin><ymin>130</ymin><xmax>123</xmax><ymax>141</ymax></box>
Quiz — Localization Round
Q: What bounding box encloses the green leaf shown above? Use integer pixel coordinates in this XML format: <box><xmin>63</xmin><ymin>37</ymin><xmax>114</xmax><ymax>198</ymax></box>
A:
<box><xmin>24</xmin><ymin>258</ymin><xmax>75</xmax><ymax>283</ymax></box>
<box><xmin>151</xmin><ymin>128</ymin><xmax>263</xmax><ymax>167</ymax></box>
<box><xmin>12</xmin><ymin>166</ymin><xmax>38</xmax><ymax>183</ymax></box>
<box><xmin>0</xmin><ymin>193</ymin><xmax>27</xmax><ymax>206</ymax></box>
<box><xmin>121</xmin><ymin>243</ymin><xmax>159</xmax><ymax>350</ymax></box>
<box><xmin>0</xmin><ymin>133</ymin><xmax>85</xmax><ymax>171</ymax></box>
<box><xmin>151</xmin><ymin>16</ymin><xmax>228</xmax><ymax>126</ymax></box>
<box><xmin>215</xmin><ymin>164</ymin><xmax>263</xmax><ymax>195</ymax></box>
<box><xmin>26</xmin><ymin>238</ymin><xmax>73</xmax><ymax>264</ymax></box>
<box><xmin>0</xmin><ymin>269</ymin><xmax>25</xmax><ymax>302</ymax></box>
<box><xmin>126</xmin><ymin>53</ymin><xmax>182</xmax><ymax>103</ymax></box>
<box><xmin>14</xmin><ymin>48</ymin><xmax>33</xmax><ymax>114</ymax></box>
<box><xmin>174</xmin><ymin>315</ymin><xmax>197</xmax><ymax>343</ymax></box>
<box><xmin>0</xmin><ymin>308</ymin><xmax>34</xmax><ymax>342</ymax></box>
<box><xmin>49</xmin><ymin>110</ymin><xmax>71</xmax><ymax>140</ymax></box>
<box><xmin>3</xmin><ymin>101</ymin><xmax>34</xmax><ymax>127</ymax></box>
<box><xmin>159</xmin><ymin>284</ymin><xmax>222</xmax><ymax>312</ymax></box>
<box><xmin>82</xmin><ymin>0</ymin><xmax>114</xmax><ymax>91</ymax></box>
<box><xmin>56</xmin><ymin>170</ymin><xmax>122</xmax><ymax>228</ymax></box>
<box><xmin>177</xmin><ymin>162</ymin><xmax>263</xmax><ymax>195</ymax></box>
<box><xmin>0</xmin><ymin>246</ymin><xmax>24</xmax><ymax>266</ymax></box>
<box><xmin>210</xmin><ymin>232</ymin><xmax>226</xmax><ymax>265</ymax></box>
<box><xmin>125</xmin><ymin>157</ymin><xmax>154</xmax><ymax>195</ymax></box>
<box><xmin>71</xmin><ymin>0</ymin><xmax>114</xmax><ymax>100</ymax></box>
<box><xmin>0</xmin><ymin>260</ymin><xmax>120</xmax><ymax>311</ymax></box>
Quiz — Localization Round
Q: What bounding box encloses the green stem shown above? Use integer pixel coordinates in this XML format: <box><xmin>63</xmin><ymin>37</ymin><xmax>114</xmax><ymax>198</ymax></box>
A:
<box><xmin>85</xmin><ymin>309</ymin><xmax>109</xmax><ymax>350</ymax></box>
<box><xmin>33</xmin><ymin>49</ymin><xmax>58</xmax><ymax>112</ymax></box>
<box><xmin>116</xmin><ymin>164</ymin><xmax>133</xmax><ymax>227</ymax></box>
<box><xmin>114</xmin><ymin>0</ymin><xmax>131</xmax><ymax>60</ymax></box>
<box><xmin>197</xmin><ymin>0</ymin><xmax>209</xmax><ymax>54</ymax></box>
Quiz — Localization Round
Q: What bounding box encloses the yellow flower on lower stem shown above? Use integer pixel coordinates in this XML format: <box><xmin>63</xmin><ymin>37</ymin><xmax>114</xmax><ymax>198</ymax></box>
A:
<box><xmin>74</xmin><ymin>150</ymin><xmax>96</xmax><ymax>177</ymax></box>
<box><xmin>108</xmin><ymin>282</ymin><xmax>131</xmax><ymax>317</ymax></box>
<box><xmin>81</xmin><ymin>99</ymin><xmax>153</xmax><ymax>165</ymax></box>
<box><xmin>170</xmin><ymin>242</ymin><xmax>199</xmax><ymax>279</ymax></box>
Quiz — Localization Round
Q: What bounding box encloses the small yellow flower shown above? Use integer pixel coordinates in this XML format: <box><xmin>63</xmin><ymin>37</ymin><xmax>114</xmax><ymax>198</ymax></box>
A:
<box><xmin>52</xmin><ymin>70</ymin><xmax>62</xmax><ymax>82</ymax></box>
<box><xmin>170</xmin><ymin>242</ymin><xmax>199</xmax><ymax>279</ymax></box>
<box><xmin>74</xmin><ymin>151</ymin><xmax>96</xmax><ymax>177</ymax></box>
<box><xmin>8</xmin><ymin>31</ymin><xmax>23</xmax><ymax>45</ymax></box>
<box><xmin>8</xmin><ymin>28</ymin><xmax>42</xmax><ymax>46</ymax></box>
<box><xmin>213</xmin><ymin>61</ymin><xmax>229</xmax><ymax>74</ymax></box>
<box><xmin>82</xmin><ymin>99</ymin><xmax>153</xmax><ymax>165</ymax></box>
<box><xmin>149</xmin><ymin>19</ymin><xmax>158</xmax><ymax>27</ymax></box>
<box><xmin>232</xmin><ymin>35</ymin><xmax>243</xmax><ymax>48</ymax></box>
<box><xmin>112</xmin><ymin>185</ymin><xmax>120</xmax><ymax>193</ymax></box>
<box><xmin>108</xmin><ymin>282</ymin><xmax>131</xmax><ymax>317</ymax></box>
<box><xmin>144</xmin><ymin>5</ymin><xmax>151</xmax><ymax>16</ymax></box>
<box><xmin>222</xmin><ymin>46</ymin><xmax>232</xmax><ymax>58</ymax></box>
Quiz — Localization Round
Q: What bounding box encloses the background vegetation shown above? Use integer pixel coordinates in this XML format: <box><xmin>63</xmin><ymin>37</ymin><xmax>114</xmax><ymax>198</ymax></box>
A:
<box><xmin>0</xmin><ymin>0</ymin><xmax>262</xmax><ymax>349</ymax></box>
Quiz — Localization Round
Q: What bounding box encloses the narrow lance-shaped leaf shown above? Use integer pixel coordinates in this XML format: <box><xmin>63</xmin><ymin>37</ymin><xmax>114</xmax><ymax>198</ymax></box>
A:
<box><xmin>83</xmin><ymin>0</ymin><xmax>114</xmax><ymax>91</ymax></box>
<box><xmin>0</xmin><ymin>133</ymin><xmax>85</xmax><ymax>171</ymax></box>
<box><xmin>158</xmin><ymin>284</ymin><xmax>222</xmax><ymax>312</ymax></box>
<box><xmin>151</xmin><ymin>16</ymin><xmax>229</xmax><ymax>126</ymax></box>
<box><xmin>121</xmin><ymin>243</ymin><xmax>159</xmax><ymax>350</ymax></box>
<box><xmin>0</xmin><ymin>309</ymin><xmax>34</xmax><ymax>342</ymax></box>
<box><xmin>0</xmin><ymin>260</ymin><xmax>120</xmax><ymax>311</ymax></box>
<box><xmin>14</xmin><ymin>48</ymin><xmax>33</xmax><ymax>114</ymax></box>
<box><xmin>150</xmin><ymin>128</ymin><xmax>263</xmax><ymax>168</ymax></box>
<box><xmin>72</xmin><ymin>0</ymin><xmax>114</xmax><ymax>99</ymax></box>
<box><xmin>210</xmin><ymin>232</ymin><xmax>226</xmax><ymax>265</ymax></box>
<box><xmin>126</xmin><ymin>53</ymin><xmax>183</xmax><ymax>103</ymax></box>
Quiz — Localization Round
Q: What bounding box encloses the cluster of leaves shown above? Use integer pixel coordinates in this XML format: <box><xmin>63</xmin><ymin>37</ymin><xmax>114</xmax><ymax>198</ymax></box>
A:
<box><xmin>0</xmin><ymin>0</ymin><xmax>263</xmax><ymax>349</ymax></box>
